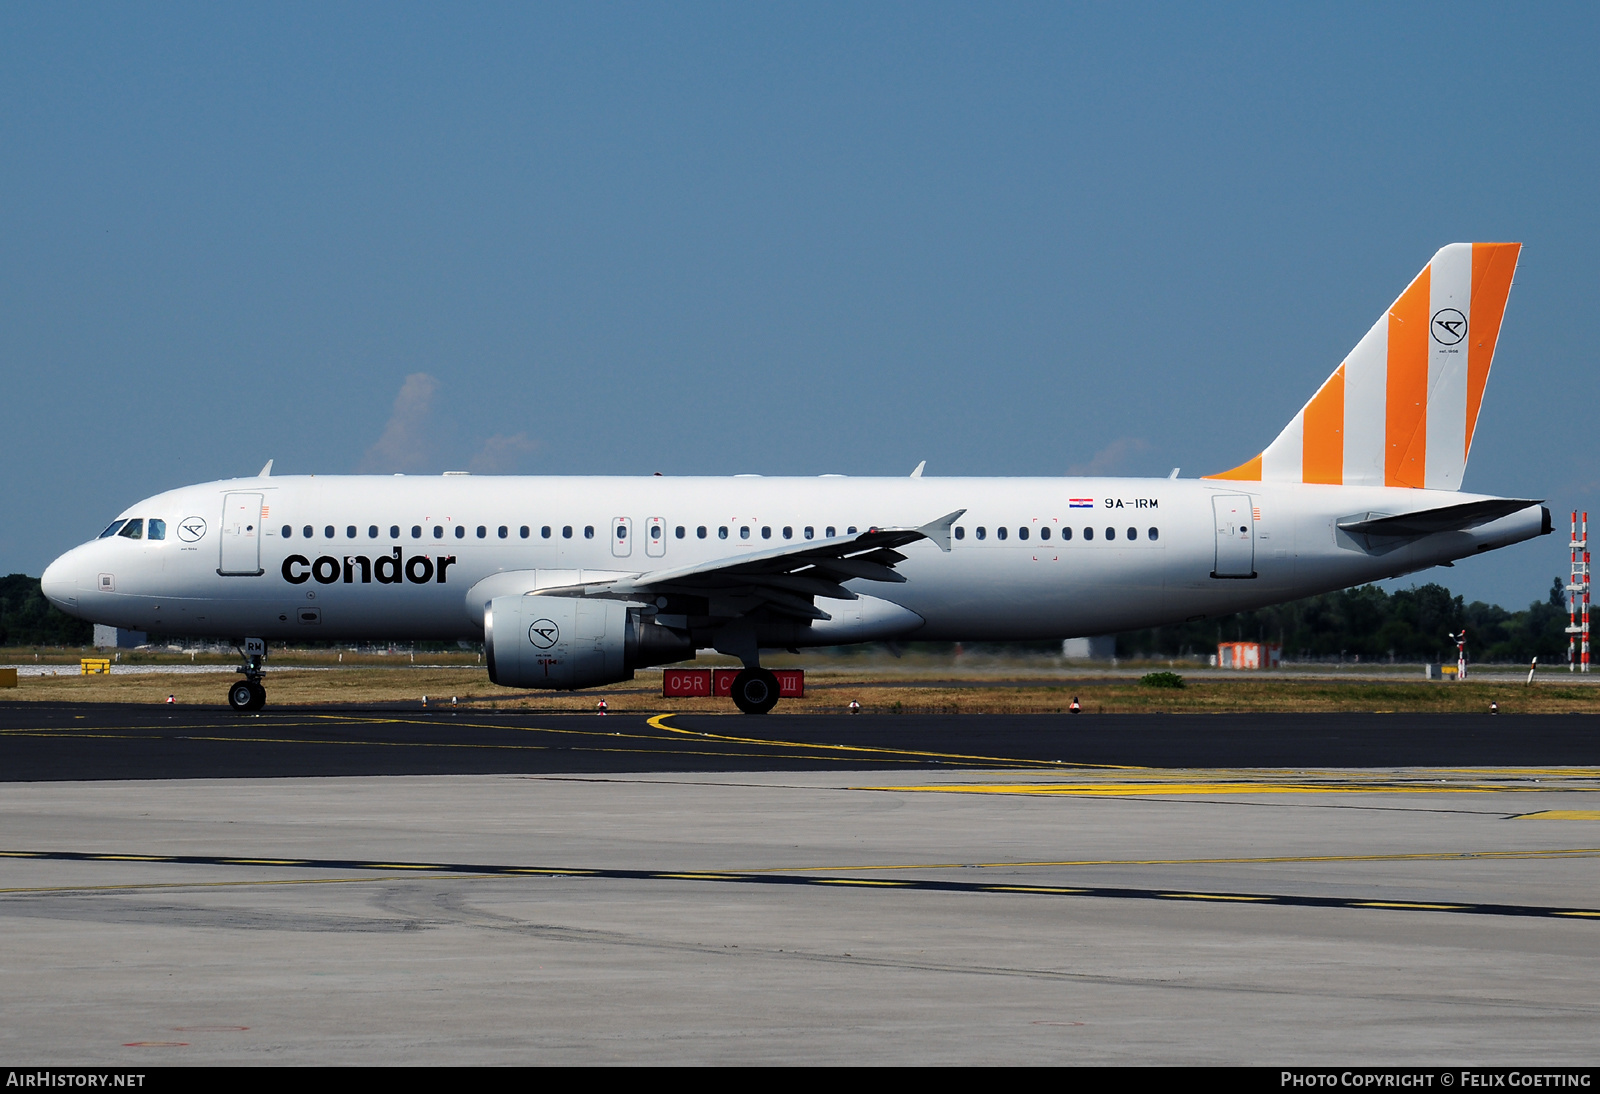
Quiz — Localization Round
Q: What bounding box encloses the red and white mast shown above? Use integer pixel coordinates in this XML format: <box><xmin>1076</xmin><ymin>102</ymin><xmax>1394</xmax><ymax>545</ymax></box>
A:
<box><xmin>1569</xmin><ymin>511</ymin><xmax>1591</xmax><ymax>673</ymax></box>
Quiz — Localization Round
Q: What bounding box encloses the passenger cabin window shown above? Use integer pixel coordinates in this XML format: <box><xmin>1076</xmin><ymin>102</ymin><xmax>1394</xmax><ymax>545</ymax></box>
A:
<box><xmin>1127</xmin><ymin>527</ymin><xmax>1137</xmax><ymax>541</ymax></box>
<box><xmin>117</xmin><ymin>519</ymin><xmax>144</xmax><ymax>540</ymax></box>
<box><xmin>478</xmin><ymin>526</ymin><xmax>488</xmax><ymax>539</ymax></box>
<box><xmin>697</xmin><ymin>526</ymin><xmax>707</xmax><ymax>539</ymax></box>
<box><xmin>412</xmin><ymin>526</ymin><xmax>422</xmax><ymax>538</ymax></box>
<box><xmin>455</xmin><ymin>526</ymin><xmax>465</xmax><ymax>539</ymax></box>
<box><xmin>281</xmin><ymin>525</ymin><xmax>292</xmax><ymax>539</ymax></box>
<box><xmin>346</xmin><ymin>526</ymin><xmax>356</xmax><ymax>539</ymax></box>
<box><xmin>147</xmin><ymin>519</ymin><xmax>166</xmax><ymax>540</ymax></box>
<box><xmin>562</xmin><ymin>526</ymin><xmax>572</xmax><ymax>539</ymax></box>
<box><xmin>1017</xmin><ymin>527</ymin><xmax>1028</xmax><ymax>541</ymax></box>
<box><xmin>584</xmin><ymin>526</ymin><xmax>594</xmax><ymax>539</ymax></box>
<box><xmin>997</xmin><ymin>527</ymin><xmax>1008</xmax><ymax>541</ymax></box>
<box><xmin>519</xmin><ymin>526</ymin><xmax>529</xmax><ymax>539</ymax></box>
<box><xmin>616</xmin><ymin>525</ymin><xmax>627</xmax><ymax>540</ymax></box>
<box><xmin>718</xmin><ymin>527</ymin><xmax>728</xmax><ymax>539</ymax></box>
<box><xmin>761</xmin><ymin>526</ymin><xmax>771</xmax><ymax>539</ymax></box>
<box><xmin>825</xmin><ymin>526</ymin><xmax>836</xmax><ymax>537</ymax></box>
<box><xmin>954</xmin><ymin>526</ymin><xmax>965</xmax><ymax>540</ymax></box>
<box><xmin>304</xmin><ymin>526</ymin><xmax>314</xmax><ymax>539</ymax></box>
<box><xmin>804</xmin><ymin>526</ymin><xmax>814</xmax><ymax>539</ymax></box>
<box><xmin>675</xmin><ymin>526</ymin><xmax>686</xmax><ymax>539</ymax></box>
<box><xmin>651</xmin><ymin>525</ymin><xmax>662</xmax><ymax>540</ymax></box>
<box><xmin>498</xmin><ymin>526</ymin><xmax>508</xmax><ymax>539</ymax></box>
<box><xmin>1148</xmin><ymin>528</ymin><xmax>1159</xmax><ymax>541</ymax></box>
<box><xmin>369</xmin><ymin>526</ymin><xmax>379</xmax><ymax>539</ymax></box>
<box><xmin>976</xmin><ymin>527</ymin><xmax>986</xmax><ymax>540</ymax></box>
<box><xmin>1105</xmin><ymin>527</ymin><xmax>1116</xmax><ymax>540</ymax></box>
<box><xmin>434</xmin><ymin>526</ymin><xmax>445</xmax><ymax>539</ymax></box>
<box><xmin>324</xmin><ymin>525</ymin><xmax>335</xmax><ymax>539</ymax></box>
<box><xmin>847</xmin><ymin>526</ymin><xmax>857</xmax><ymax>534</ymax></box>
<box><xmin>1083</xmin><ymin>527</ymin><xmax>1094</xmax><ymax>540</ymax></box>
<box><xmin>1040</xmin><ymin>527</ymin><xmax>1050</xmax><ymax>541</ymax></box>
<box><xmin>390</xmin><ymin>526</ymin><xmax>400</xmax><ymax>539</ymax></box>
<box><xmin>99</xmin><ymin>520</ymin><xmax>127</xmax><ymax>539</ymax></box>
<box><xmin>1062</xmin><ymin>527</ymin><xmax>1073</xmax><ymax>541</ymax></box>
<box><xmin>740</xmin><ymin>527</ymin><xmax>750</xmax><ymax>540</ymax></box>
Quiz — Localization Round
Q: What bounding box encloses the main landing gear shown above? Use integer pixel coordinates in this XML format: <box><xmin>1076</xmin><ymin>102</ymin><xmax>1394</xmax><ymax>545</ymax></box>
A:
<box><xmin>228</xmin><ymin>638</ymin><xmax>268</xmax><ymax>712</ymax></box>
<box><xmin>729</xmin><ymin>667</ymin><xmax>781</xmax><ymax>715</ymax></box>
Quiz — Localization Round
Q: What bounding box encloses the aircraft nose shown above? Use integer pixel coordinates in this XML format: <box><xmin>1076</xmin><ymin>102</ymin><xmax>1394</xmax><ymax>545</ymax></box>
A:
<box><xmin>40</xmin><ymin>552</ymin><xmax>81</xmax><ymax>613</ymax></box>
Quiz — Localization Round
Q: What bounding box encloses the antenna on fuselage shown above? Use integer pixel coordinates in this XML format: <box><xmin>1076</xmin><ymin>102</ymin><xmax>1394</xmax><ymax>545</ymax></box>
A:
<box><xmin>910</xmin><ymin>461</ymin><xmax>926</xmax><ymax>478</ymax></box>
<box><xmin>1169</xmin><ymin>468</ymin><xmax>1180</xmax><ymax>479</ymax></box>
<box><xmin>258</xmin><ymin>459</ymin><xmax>274</xmax><ymax>478</ymax></box>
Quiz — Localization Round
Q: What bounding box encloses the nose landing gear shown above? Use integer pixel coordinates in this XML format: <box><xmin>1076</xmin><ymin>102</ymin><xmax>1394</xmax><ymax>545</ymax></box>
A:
<box><xmin>228</xmin><ymin>638</ymin><xmax>268</xmax><ymax>711</ymax></box>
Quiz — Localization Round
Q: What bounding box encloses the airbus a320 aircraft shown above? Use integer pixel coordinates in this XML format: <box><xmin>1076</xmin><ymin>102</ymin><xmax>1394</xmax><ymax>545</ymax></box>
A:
<box><xmin>42</xmin><ymin>243</ymin><xmax>1548</xmax><ymax>713</ymax></box>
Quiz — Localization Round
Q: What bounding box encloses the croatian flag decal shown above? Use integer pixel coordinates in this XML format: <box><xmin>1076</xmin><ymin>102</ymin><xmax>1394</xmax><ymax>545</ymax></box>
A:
<box><xmin>1069</xmin><ymin>498</ymin><xmax>1094</xmax><ymax>508</ymax></box>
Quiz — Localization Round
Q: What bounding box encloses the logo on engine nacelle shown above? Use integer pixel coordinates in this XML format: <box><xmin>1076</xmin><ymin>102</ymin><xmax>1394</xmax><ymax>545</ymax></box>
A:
<box><xmin>529</xmin><ymin>619</ymin><xmax>559</xmax><ymax>649</ymax></box>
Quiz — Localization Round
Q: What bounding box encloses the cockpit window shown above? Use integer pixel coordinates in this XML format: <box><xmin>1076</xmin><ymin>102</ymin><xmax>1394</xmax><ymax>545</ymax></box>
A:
<box><xmin>147</xmin><ymin>519</ymin><xmax>166</xmax><ymax>541</ymax></box>
<box><xmin>98</xmin><ymin>520</ymin><xmax>128</xmax><ymax>539</ymax></box>
<box><xmin>117</xmin><ymin>519</ymin><xmax>144</xmax><ymax>540</ymax></box>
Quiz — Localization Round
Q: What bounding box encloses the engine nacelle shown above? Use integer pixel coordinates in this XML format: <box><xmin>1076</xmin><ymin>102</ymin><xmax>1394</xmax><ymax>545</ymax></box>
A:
<box><xmin>484</xmin><ymin>595</ymin><xmax>693</xmax><ymax>690</ymax></box>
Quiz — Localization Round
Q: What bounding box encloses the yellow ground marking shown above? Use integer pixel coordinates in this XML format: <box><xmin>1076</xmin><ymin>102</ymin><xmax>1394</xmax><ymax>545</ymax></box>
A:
<box><xmin>91</xmin><ymin>854</ymin><xmax>169</xmax><ymax>861</ymax></box>
<box><xmin>219</xmin><ymin>858</ymin><xmax>308</xmax><ymax>866</ymax></box>
<box><xmin>1351</xmin><ymin>901</ymin><xmax>1467</xmax><ymax>910</ymax></box>
<box><xmin>757</xmin><ymin>847</ymin><xmax>1600</xmax><ymax>873</ymax></box>
<box><xmin>1514</xmin><ymin>811</ymin><xmax>1600</xmax><ymax>820</ymax></box>
<box><xmin>983</xmin><ymin>886</ymin><xmax>1088</xmax><ymax>894</ymax></box>
<box><xmin>502</xmin><ymin>868</ymin><xmax>595</xmax><ymax>875</ymax></box>
<box><xmin>646</xmin><ymin>712</ymin><xmax>1138</xmax><ymax>770</ymax></box>
<box><xmin>1555</xmin><ymin>911</ymin><xmax>1600</xmax><ymax>918</ymax></box>
<box><xmin>864</xmin><ymin>781</ymin><xmax>1513</xmax><ymax>796</ymax></box>
<box><xmin>1161</xmin><ymin>893</ymin><xmax>1270</xmax><ymax>902</ymax></box>
<box><xmin>812</xmin><ymin>879</ymin><xmax>912</xmax><ymax>887</ymax></box>
<box><xmin>0</xmin><ymin>875</ymin><xmax>470</xmax><ymax>895</ymax></box>
<box><xmin>657</xmin><ymin>873</ymin><xmax>740</xmax><ymax>880</ymax></box>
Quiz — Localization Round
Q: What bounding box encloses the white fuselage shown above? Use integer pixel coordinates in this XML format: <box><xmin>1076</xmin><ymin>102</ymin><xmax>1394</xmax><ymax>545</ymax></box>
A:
<box><xmin>42</xmin><ymin>473</ymin><xmax>1547</xmax><ymax>647</ymax></box>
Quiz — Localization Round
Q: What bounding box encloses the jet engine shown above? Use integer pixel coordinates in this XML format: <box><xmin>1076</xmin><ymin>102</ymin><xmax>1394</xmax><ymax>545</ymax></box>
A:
<box><xmin>484</xmin><ymin>594</ymin><xmax>693</xmax><ymax>690</ymax></box>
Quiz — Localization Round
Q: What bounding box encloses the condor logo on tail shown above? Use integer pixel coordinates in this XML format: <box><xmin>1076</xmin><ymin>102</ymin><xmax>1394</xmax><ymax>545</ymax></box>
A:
<box><xmin>282</xmin><ymin>549</ymin><xmax>458</xmax><ymax>585</ymax></box>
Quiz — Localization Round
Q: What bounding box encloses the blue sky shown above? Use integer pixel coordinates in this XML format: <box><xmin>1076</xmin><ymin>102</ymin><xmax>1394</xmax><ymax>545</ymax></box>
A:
<box><xmin>3</xmin><ymin>3</ymin><xmax>1595</xmax><ymax>610</ymax></box>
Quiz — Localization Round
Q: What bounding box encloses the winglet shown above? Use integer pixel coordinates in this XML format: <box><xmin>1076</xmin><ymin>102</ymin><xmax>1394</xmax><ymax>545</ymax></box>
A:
<box><xmin>910</xmin><ymin>460</ymin><xmax>926</xmax><ymax>478</ymax></box>
<box><xmin>258</xmin><ymin>459</ymin><xmax>274</xmax><ymax>478</ymax></box>
<box><xmin>917</xmin><ymin>509</ymin><xmax>966</xmax><ymax>552</ymax></box>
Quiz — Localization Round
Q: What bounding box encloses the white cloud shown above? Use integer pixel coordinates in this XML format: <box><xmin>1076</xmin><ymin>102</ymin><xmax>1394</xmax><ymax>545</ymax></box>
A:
<box><xmin>359</xmin><ymin>373</ymin><xmax>439</xmax><ymax>473</ymax></box>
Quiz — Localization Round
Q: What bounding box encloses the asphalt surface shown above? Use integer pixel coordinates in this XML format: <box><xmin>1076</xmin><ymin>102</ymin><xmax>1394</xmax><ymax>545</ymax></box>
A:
<box><xmin>4</xmin><ymin>702</ymin><xmax>1600</xmax><ymax>780</ymax></box>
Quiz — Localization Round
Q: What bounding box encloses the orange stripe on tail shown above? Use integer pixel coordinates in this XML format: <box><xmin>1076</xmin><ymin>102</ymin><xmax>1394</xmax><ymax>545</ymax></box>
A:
<box><xmin>1466</xmin><ymin>243</ymin><xmax>1520</xmax><ymax>459</ymax></box>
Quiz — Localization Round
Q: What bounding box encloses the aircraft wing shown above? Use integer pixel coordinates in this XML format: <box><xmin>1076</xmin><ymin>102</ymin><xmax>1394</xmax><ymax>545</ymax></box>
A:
<box><xmin>533</xmin><ymin>509</ymin><xmax>965</xmax><ymax>621</ymax></box>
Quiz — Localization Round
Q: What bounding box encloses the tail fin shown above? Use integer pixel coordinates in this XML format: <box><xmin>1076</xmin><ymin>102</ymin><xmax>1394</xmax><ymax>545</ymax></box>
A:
<box><xmin>1206</xmin><ymin>243</ymin><xmax>1521</xmax><ymax>490</ymax></box>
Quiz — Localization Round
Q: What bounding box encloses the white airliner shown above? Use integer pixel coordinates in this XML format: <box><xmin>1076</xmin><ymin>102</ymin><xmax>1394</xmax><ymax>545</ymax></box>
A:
<box><xmin>42</xmin><ymin>243</ymin><xmax>1548</xmax><ymax>713</ymax></box>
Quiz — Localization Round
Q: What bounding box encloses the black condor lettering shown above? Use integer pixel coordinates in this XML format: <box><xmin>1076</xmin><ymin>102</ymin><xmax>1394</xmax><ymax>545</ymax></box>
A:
<box><xmin>284</xmin><ymin>547</ymin><xmax>456</xmax><ymax>586</ymax></box>
<box><xmin>376</xmin><ymin>548</ymin><xmax>403</xmax><ymax>584</ymax></box>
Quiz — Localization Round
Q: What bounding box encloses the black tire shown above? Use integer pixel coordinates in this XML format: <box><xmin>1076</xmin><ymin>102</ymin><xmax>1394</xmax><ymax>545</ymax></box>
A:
<box><xmin>247</xmin><ymin>681</ymin><xmax>267</xmax><ymax>711</ymax></box>
<box><xmin>228</xmin><ymin>680</ymin><xmax>255</xmax><ymax>712</ymax></box>
<box><xmin>730</xmin><ymin>668</ymin><xmax>781</xmax><ymax>715</ymax></box>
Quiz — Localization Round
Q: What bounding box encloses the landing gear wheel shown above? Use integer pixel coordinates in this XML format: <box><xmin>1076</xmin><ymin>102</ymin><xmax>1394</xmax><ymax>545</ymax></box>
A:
<box><xmin>247</xmin><ymin>681</ymin><xmax>266</xmax><ymax>711</ymax></box>
<box><xmin>730</xmin><ymin>667</ymin><xmax>781</xmax><ymax>715</ymax></box>
<box><xmin>228</xmin><ymin>680</ymin><xmax>256</xmax><ymax>712</ymax></box>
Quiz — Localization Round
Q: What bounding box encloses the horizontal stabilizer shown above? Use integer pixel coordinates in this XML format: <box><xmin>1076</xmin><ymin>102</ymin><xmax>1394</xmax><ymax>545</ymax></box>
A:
<box><xmin>1337</xmin><ymin>498</ymin><xmax>1540</xmax><ymax>537</ymax></box>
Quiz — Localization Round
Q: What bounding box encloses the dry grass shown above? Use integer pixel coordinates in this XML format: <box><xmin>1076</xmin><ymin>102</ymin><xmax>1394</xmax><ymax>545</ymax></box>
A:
<box><xmin>4</xmin><ymin>663</ymin><xmax>1598</xmax><ymax>715</ymax></box>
